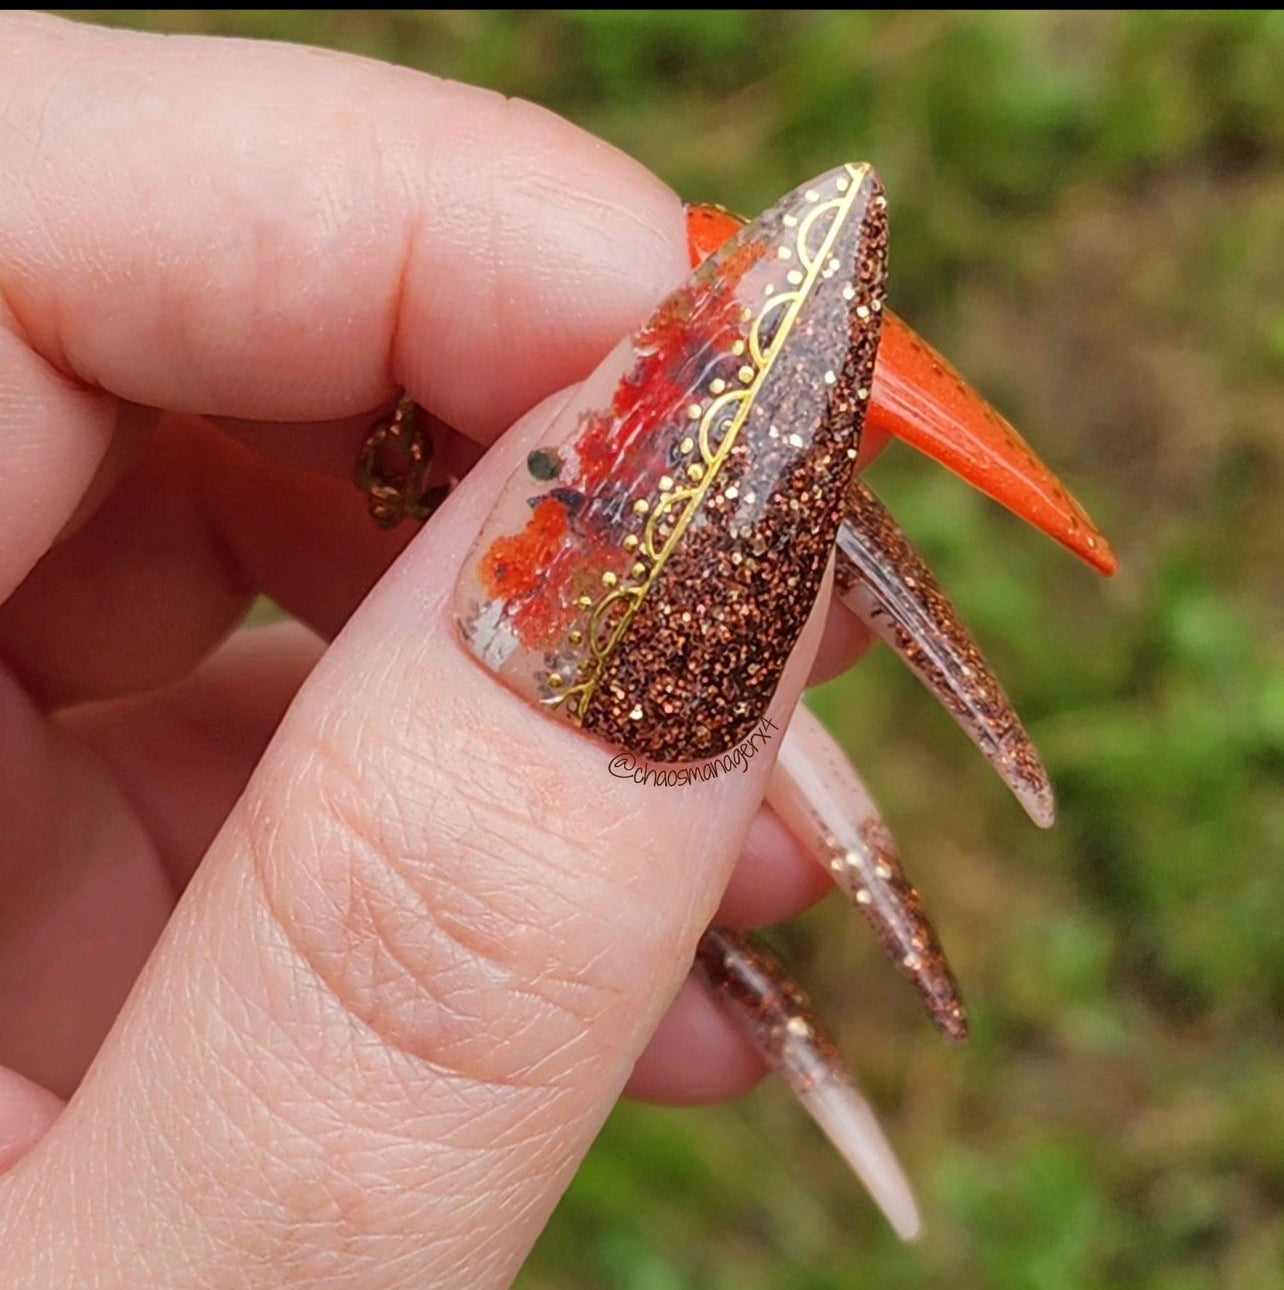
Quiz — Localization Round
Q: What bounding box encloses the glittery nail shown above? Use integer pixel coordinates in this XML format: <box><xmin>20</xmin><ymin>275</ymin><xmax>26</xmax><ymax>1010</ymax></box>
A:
<box><xmin>695</xmin><ymin>926</ymin><xmax>923</xmax><ymax>1242</ymax></box>
<box><xmin>835</xmin><ymin>478</ymin><xmax>1055</xmax><ymax>827</ymax></box>
<box><xmin>770</xmin><ymin>705</ymin><xmax>967</xmax><ymax>1040</ymax></box>
<box><xmin>455</xmin><ymin>165</ymin><xmax>888</xmax><ymax>764</ymax></box>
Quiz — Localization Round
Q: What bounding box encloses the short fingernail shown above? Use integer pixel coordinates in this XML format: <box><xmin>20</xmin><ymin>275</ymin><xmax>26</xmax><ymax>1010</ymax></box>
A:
<box><xmin>770</xmin><ymin>705</ymin><xmax>967</xmax><ymax>1041</ymax></box>
<box><xmin>455</xmin><ymin>165</ymin><xmax>888</xmax><ymax>763</ymax></box>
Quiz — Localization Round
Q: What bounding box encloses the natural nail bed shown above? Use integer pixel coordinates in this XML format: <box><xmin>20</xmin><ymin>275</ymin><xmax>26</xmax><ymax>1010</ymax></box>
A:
<box><xmin>455</xmin><ymin>164</ymin><xmax>888</xmax><ymax>763</ymax></box>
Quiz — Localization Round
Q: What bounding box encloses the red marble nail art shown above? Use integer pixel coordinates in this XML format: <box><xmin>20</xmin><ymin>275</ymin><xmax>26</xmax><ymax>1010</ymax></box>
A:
<box><xmin>456</xmin><ymin>165</ymin><xmax>888</xmax><ymax>763</ymax></box>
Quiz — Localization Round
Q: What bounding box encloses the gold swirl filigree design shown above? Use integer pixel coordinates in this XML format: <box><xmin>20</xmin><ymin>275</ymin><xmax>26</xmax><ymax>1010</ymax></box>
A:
<box><xmin>548</xmin><ymin>163</ymin><xmax>872</xmax><ymax>723</ymax></box>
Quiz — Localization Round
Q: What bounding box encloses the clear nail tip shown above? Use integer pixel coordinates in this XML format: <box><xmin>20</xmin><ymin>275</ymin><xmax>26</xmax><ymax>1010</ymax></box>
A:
<box><xmin>696</xmin><ymin>927</ymin><xmax>924</xmax><ymax>1242</ymax></box>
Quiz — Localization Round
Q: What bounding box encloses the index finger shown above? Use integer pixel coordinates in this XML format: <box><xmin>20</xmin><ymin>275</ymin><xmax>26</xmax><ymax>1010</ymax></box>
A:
<box><xmin>0</xmin><ymin>12</ymin><xmax>686</xmax><ymax>597</ymax></box>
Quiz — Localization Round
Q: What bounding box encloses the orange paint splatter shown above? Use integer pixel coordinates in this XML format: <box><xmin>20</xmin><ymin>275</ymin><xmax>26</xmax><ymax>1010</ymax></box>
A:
<box><xmin>687</xmin><ymin>204</ymin><xmax>745</xmax><ymax>268</ymax></box>
<box><xmin>481</xmin><ymin>497</ymin><xmax>569</xmax><ymax>602</ymax></box>
<box><xmin>473</xmin><ymin>211</ymin><xmax>778</xmax><ymax>657</ymax></box>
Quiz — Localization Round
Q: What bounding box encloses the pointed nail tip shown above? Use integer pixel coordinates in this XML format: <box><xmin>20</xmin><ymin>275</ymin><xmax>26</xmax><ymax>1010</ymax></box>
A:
<box><xmin>1083</xmin><ymin>544</ymin><xmax>1119</xmax><ymax>579</ymax></box>
<box><xmin>876</xmin><ymin>1179</ymin><xmax>925</xmax><ymax>1243</ymax></box>
<box><xmin>993</xmin><ymin>779</ymin><xmax>1055</xmax><ymax>828</ymax></box>
<box><xmin>932</xmin><ymin>1011</ymin><xmax>970</xmax><ymax>1044</ymax></box>
<box><xmin>922</xmin><ymin>985</ymin><xmax>969</xmax><ymax>1042</ymax></box>
<box><xmin>808</xmin><ymin>1081</ymin><xmax>923</xmax><ymax>1247</ymax></box>
<box><xmin>1095</xmin><ymin>545</ymin><xmax>1120</xmax><ymax>578</ymax></box>
<box><xmin>1005</xmin><ymin>767</ymin><xmax>1055</xmax><ymax>829</ymax></box>
<box><xmin>894</xmin><ymin>1208</ymin><xmax>926</xmax><ymax>1244</ymax></box>
<box><xmin>1062</xmin><ymin>523</ymin><xmax>1118</xmax><ymax>577</ymax></box>
<box><xmin>1022</xmin><ymin>785</ymin><xmax>1057</xmax><ymax>830</ymax></box>
<box><xmin>873</xmin><ymin>1183</ymin><xmax>924</xmax><ymax>1245</ymax></box>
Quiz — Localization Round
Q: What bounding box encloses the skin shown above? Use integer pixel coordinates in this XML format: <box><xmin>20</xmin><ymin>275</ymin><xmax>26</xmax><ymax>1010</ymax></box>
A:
<box><xmin>0</xmin><ymin>13</ymin><xmax>889</xmax><ymax>1288</ymax></box>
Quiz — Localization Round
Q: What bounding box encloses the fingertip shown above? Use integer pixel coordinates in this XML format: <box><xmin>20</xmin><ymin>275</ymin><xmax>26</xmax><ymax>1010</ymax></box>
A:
<box><xmin>717</xmin><ymin>807</ymin><xmax>833</xmax><ymax>927</ymax></box>
<box><xmin>0</xmin><ymin>1066</ymin><xmax>63</xmax><ymax>1174</ymax></box>
<box><xmin>400</xmin><ymin>91</ymin><xmax>688</xmax><ymax>440</ymax></box>
<box><xmin>0</xmin><ymin>332</ymin><xmax>115</xmax><ymax>601</ymax></box>
<box><xmin>625</xmin><ymin>976</ymin><xmax>766</xmax><ymax>1106</ymax></box>
<box><xmin>2</xmin><ymin>25</ymin><xmax>689</xmax><ymax>437</ymax></box>
<box><xmin>808</xmin><ymin>599</ymin><xmax>876</xmax><ymax>687</ymax></box>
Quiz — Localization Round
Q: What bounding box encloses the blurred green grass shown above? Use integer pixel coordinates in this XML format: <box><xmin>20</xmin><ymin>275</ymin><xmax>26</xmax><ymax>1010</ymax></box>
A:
<box><xmin>65</xmin><ymin>10</ymin><xmax>1284</xmax><ymax>1287</ymax></box>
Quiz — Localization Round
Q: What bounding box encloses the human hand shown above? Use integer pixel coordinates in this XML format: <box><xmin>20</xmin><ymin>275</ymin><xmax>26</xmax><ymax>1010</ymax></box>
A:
<box><xmin>0</xmin><ymin>14</ymin><xmax>893</xmax><ymax>1285</ymax></box>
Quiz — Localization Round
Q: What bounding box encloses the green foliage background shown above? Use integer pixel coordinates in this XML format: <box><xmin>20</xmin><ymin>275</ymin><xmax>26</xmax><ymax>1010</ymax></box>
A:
<box><xmin>68</xmin><ymin>10</ymin><xmax>1284</xmax><ymax>1287</ymax></box>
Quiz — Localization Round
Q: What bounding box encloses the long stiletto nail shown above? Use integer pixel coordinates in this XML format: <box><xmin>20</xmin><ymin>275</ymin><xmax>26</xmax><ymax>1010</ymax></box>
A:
<box><xmin>455</xmin><ymin>165</ymin><xmax>888</xmax><ymax>763</ymax></box>
<box><xmin>696</xmin><ymin>926</ymin><xmax>923</xmax><ymax>1242</ymax></box>
<box><xmin>684</xmin><ymin>203</ymin><xmax>1117</xmax><ymax>577</ymax></box>
<box><xmin>769</xmin><ymin>705</ymin><xmax>967</xmax><ymax>1040</ymax></box>
<box><xmin>835</xmin><ymin>478</ymin><xmax>1055</xmax><ymax>827</ymax></box>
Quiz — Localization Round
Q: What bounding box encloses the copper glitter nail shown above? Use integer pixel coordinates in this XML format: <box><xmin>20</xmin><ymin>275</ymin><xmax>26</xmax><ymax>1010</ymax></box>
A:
<box><xmin>455</xmin><ymin>164</ymin><xmax>888</xmax><ymax>763</ymax></box>
<box><xmin>769</xmin><ymin>705</ymin><xmax>967</xmax><ymax>1040</ymax></box>
<box><xmin>835</xmin><ymin>478</ymin><xmax>1055</xmax><ymax>827</ymax></box>
<box><xmin>695</xmin><ymin>926</ymin><xmax>923</xmax><ymax>1241</ymax></box>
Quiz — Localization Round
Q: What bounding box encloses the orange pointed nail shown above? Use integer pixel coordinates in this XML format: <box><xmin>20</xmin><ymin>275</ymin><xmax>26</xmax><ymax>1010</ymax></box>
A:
<box><xmin>870</xmin><ymin>312</ymin><xmax>1116</xmax><ymax>575</ymax></box>
<box><xmin>685</xmin><ymin>204</ymin><xmax>1117</xmax><ymax>576</ymax></box>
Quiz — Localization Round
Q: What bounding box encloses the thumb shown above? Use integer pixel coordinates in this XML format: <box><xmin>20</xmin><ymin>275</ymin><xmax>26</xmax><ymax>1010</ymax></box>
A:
<box><xmin>0</xmin><ymin>165</ymin><xmax>886</xmax><ymax>1290</ymax></box>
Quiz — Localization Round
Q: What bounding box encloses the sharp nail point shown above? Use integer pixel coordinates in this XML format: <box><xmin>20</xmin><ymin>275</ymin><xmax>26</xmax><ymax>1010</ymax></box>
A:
<box><xmin>1023</xmin><ymin>784</ymin><xmax>1057</xmax><ymax>829</ymax></box>
<box><xmin>801</xmin><ymin>1079</ymin><xmax>924</xmax><ymax>1243</ymax></box>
